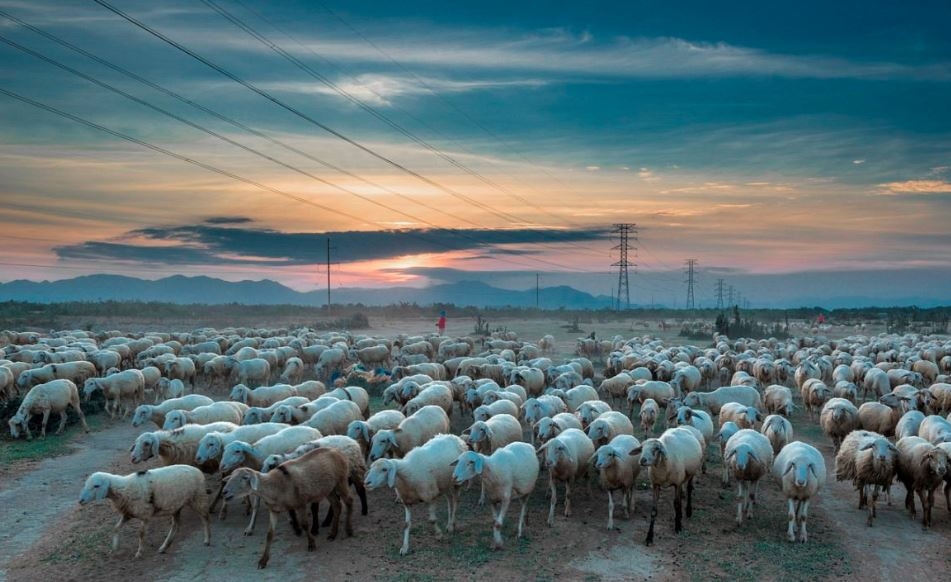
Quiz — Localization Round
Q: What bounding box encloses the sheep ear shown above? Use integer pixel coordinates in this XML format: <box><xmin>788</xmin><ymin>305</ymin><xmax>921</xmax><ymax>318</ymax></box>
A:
<box><xmin>629</xmin><ymin>446</ymin><xmax>642</xmax><ymax>456</ymax></box>
<box><xmin>726</xmin><ymin>450</ymin><xmax>736</xmax><ymax>460</ymax></box>
<box><xmin>808</xmin><ymin>464</ymin><xmax>819</xmax><ymax>478</ymax></box>
<box><xmin>748</xmin><ymin>451</ymin><xmax>759</xmax><ymax>463</ymax></box>
<box><xmin>449</xmin><ymin>458</ymin><xmax>459</xmax><ymax>467</ymax></box>
<box><xmin>859</xmin><ymin>443</ymin><xmax>873</xmax><ymax>451</ymax></box>
<box><xmin>473</xmin><ymin>455</ymin><xmax>484</xmax><ymax>474</ymax></box>
<box><xmin>249</xmin><ymin>472</ymin><xmax>260</xmax><ymax>492</ymax></box>
<box><xmin>783</xmin><ymin>463</ymin><xmax>795</xmax><ymax>476</ymax></box>
<box><xmin>386</xmin><ymin>465</ymin><xmax>397</xmax><ymax>489</ymax></box>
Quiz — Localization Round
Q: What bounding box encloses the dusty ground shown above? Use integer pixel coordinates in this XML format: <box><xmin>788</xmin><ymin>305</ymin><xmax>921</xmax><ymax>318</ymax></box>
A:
<box><xmin>0</xmin><ymin>316</ymin><xmax>943</xmax><ymax>582</ymax></box>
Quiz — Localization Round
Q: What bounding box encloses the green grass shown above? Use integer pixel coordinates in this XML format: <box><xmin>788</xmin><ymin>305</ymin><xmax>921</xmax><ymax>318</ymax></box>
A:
<box><xmin>0</xmin><ymin>414</ymin><xmax>104</xmax><ymax>465</ymax></box>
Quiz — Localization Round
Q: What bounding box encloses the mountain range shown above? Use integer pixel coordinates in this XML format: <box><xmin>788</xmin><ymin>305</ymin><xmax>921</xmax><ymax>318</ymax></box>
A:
<box><xmin>0</xmin><ymin>274</ymin><xmax>617</xmax><ymax>309</ymax></box>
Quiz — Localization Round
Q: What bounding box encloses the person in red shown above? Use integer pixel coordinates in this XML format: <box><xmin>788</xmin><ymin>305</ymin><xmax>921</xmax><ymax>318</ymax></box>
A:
<box><xmin>436</xmin><ymin>310</ymin><xmax>447</xmax><ymax>335</ymax></box>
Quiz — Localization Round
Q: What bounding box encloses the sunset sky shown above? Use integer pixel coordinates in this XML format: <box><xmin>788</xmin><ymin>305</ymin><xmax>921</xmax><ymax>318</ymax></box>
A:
<box><xmin>0</xmin><ymin>1</ymin><xmax>949</xmax><ymax>306</ymax></box>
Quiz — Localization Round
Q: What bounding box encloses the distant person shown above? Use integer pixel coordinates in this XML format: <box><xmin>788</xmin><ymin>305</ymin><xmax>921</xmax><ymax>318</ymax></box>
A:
<box><xmin>436</xmin><ymin>310</ymin><xmax>447</xmax><ymax>335</ymax></box>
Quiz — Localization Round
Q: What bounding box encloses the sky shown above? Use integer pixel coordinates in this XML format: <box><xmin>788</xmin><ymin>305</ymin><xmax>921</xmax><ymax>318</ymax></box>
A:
<box><xmin>0</xmin><ymin>0</ymin><xmax>949</xmax><ymax>307</ymax></box>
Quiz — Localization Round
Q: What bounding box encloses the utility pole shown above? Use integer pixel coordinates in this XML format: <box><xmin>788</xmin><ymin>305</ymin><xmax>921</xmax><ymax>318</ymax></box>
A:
<box><xmin>727</xmin><ymin>285</ymin><xmax>735</xmax><ymax>307</ymax></box>
<box><xmin>326</xmin><ymin>237</ymin><xmax>332</xmax><ymax>317</ymax></box>
<box><xmin>684</xmin><ymin>259</ymin><xmax>697</xmax><ymax>310</ymax></box>
<box><xmin>535</xmin><ymin>273</ymin><xmax>540</xmax><ymax>309</ymax></box>
<box><xmin>715</xmin><ymin>278</ymin><xmax>725</xmax><ymax>310</ymax></box>
<box><xmin>611</xmin><ymin>223</ymin><xmax>637</xmax><ymax>311</ymax></box>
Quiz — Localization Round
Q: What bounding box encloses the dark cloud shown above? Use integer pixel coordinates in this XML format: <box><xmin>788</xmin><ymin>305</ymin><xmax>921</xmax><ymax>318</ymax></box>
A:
<box><xmin>55</xmin><ymin>224</ymin><xmax>610</xmax><ymax>266</ymax></box>
<box><xmin>203</xmin><ymin>216</ymin><xmax>254</xmax><ymax>225</ymax></box>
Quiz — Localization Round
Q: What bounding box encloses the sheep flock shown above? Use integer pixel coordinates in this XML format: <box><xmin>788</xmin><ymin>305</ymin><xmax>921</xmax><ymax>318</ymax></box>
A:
<box><xmin>3</xmin><ymin>323</ymin><xmax>951</xmax><ymax>576</ymax></box>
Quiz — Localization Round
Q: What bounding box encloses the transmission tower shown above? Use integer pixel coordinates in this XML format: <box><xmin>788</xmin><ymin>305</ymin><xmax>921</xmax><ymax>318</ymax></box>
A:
<box><xmin>727</xmin><ymin>285</ymin><xmax>735</xmax><ymax>307</ymax></box>
<box><xmin>715</xmin><ymin>278</ymin><xmax>725</xmax><ymax>310</ymax></box>
<box><xmin>684</xmin><ymin>259</ymin><xmax>698</xmax><ymax>310</ymax></box>
<box><xmin>611</xmin><ymin>223</ymin><xmax>637</xmax><ymax>310</ymax></box>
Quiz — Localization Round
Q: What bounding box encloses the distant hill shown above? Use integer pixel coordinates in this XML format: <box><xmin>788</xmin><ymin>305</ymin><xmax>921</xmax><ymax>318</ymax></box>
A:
<box><xmin>0</xmin><ymin>274</ymin><xmax>615</xmax><ymax>309</ymax></box>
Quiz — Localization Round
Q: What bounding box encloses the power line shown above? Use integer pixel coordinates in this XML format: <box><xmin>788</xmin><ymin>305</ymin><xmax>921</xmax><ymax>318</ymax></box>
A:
<box><xmin>715</xmin><ymin>278</ymin><xmax>725</xmax><ymax>310</ymax></box>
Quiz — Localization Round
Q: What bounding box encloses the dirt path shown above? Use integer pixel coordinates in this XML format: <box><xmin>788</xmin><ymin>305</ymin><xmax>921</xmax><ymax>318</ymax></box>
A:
<box><xmin>0</xmin><ymin>421</ymin><xmax>140</xmax><ymax>582</ymax></box>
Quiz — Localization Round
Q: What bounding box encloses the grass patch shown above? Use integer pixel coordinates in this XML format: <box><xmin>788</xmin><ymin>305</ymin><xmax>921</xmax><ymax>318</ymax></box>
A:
<box><xmin>0</xmin><ymin>414</ymin><xmax>105</xmax><ymax>464</ymax></box>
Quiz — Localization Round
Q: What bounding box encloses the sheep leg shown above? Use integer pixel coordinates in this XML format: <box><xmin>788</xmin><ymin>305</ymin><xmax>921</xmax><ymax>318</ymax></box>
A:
<box><xmin>904</xmin><ymin>484</ymin><xmax>916</xmax><ymax>517</ymax></box>
<box><xmin>135</xmin><ymin>519</ymin><xmax>148</xmax><ymax>559</ymax></box>
<box><xmin>918</xmin><ymin>488</ymin><xmax>931</xmax><ymax>529</ymax></box>
<box><xmin>721</xmin><ymin>462</ymin><xmax>730</xmax><ymax>488</ymax></box>
<box><xmin>158</xmin><ymin>511</ymin><xmax>180</xmax><ymax>554</ymax></box>
<box><xmin>645</xmin><ymin>485</ymin><xmax>659</xmax><ymax>546</ymax></box>
<box><xmin>944</xmin><ymin>481</ymin><xmax>951</xmax><ymax>514</ymax></box>
<box><xmin>786</xmin><ymin>499</ymin><xmax>796</xmax><ymax>542</ymax></box>
<box><xmin>735</xmin><ymin>482</ymin><xmax>745</xmax><ymax>525</ymax></box>
<box><xmin>321</xmin><ymin>503</ymin><xmax>334</xmax><ymax>527</ymax></box>
<box><xmin>341</xmin><ymin>489</ymin><xmax>354</xmax><ymax>538</ymax></box>
<box><xmin>112</xmin><ymin>515</ymin><xmax>127</xmax><ymax>551</ymax></box>
<box><xmin>327</xmin><ymin>492</ymin><xmax>343</xmax><ymax>540</ymax></box>
<box><xmin>606</xmin><ymin>490</ymin><xmax>615</xmax><ymax>529</ymax></box>
<box><xmin>400</xmin><ymin>505</ymin><xmax>412</xmax><ymax>556</ymax></box>
<box><xmin>354</xmin><ymin>478</ymin><xmax>368</xmax><ymax>516</ymax></box>
<box><xmin>245</xmin><ymin>495</ymin><xmax>262</xmax><ymax>536</ymax></box>
<box><xmin>625</xmin><ymin>485</ymin><xmax>634</xmax><ymax>518</ymax></box>
<box><xmin>40</xmin><ymin>409</ymin><xmax>51</xmax><ymax>438</ymax></box>
<box><xmin>493</xmin><ymin>495</ymin><xmax>512</xmax><ymax>549</ymax></box>
<box><xmin>547</xmin><ymin>477</ymin><xmax>557</xmax><ymax>527</ymax></box>
<box><xmin>197</xmin><ymin>505</ymin><xmax>211</xmax><ymax>546</ymax></box>
<box><xmin>686</xmin><ymin>476</ymin><xmax>694</xmax><ymax>518</ymax></box>
<box><xmin>674</xmin><ymin>484</ymin><xmax>684</xmax><ymax>533</ymax></box>
<box><xmin>309</xmin><ymin>503</ymin><xmax>320</xmax><ymax>535</ymax></box>
<box><xmin>516</xmin><ymin>497</ymin><xmax>528</xmax><ymax>539</ymax></box>
<box><xmin>797</xmin><ymin>500</ymin><xmax>810</xmax><ymax>543</ymax></box>
<box><xmin>564</xmin><ymin>480</ymin><xmax>572</xmax><ymax>518</ymax></box>
<box><xmin>299</xmin><ymin>505</ymin><xmax>316</xmax><ymax>551</ymax></box>
<box><xmin>428</xmin><ymin>502</ymin><xmax>442</xmax><ymax>539</ymax></box>
<box><xmin>210</xmin><ymin>482</ymin><xmax>225</xmax><ymax>516</ymax></box>
<box><xmin>258</xmin><ymin>510</ymin><xmax>277</xmax><ymax>569</ymax></box>
<box><xmin>446</xmin><ymin>489</ymin><xmax>458</xmax><ymax>534</ymax></box>
<box><xmin>56</xmin><ymin>409</ymin><xmax>68</xmax><ymax>435</ymax></box>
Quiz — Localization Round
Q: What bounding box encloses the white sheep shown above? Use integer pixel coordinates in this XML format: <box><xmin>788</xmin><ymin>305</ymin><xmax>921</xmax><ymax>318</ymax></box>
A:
<box><xmin>801</xmin><ymin>379</ymin><xmax>833</xmax><ymax>422</ymax></box>
<box><xmin>162</xmin><ymin>401</ymin><xmax>249</xmax><ymax>430</ymax></box>
<box><xmin>154</xmin><ymin>378</ymin><xmax>186</xmax><ymax>403</ymax></box>
<box><xmin>473</xmin><ymin>399</ymin><xmax>521</xmax><ymax>423</ymax></box>
<box><xmin>218</xmin><ymin>425</ymin><xmax>324</xmax><ymax>474</ymax></box>
<box><xmin>346</xmin><ymin>409</ymin><xmax>406</xmax><ymax>459</ymax></box>
<box><xmin>241</xmin><ymin>396</ymin><xmax>311</xmax><ymax>425</ymax></box>
<box><xmin>586</xmin><ymin>410</ymin><xmax>635</xmax><ymax>447</ymax></box>
<box><xmin>918</xmin><ymin>414</ymin><xmax>951</xmax><ymax>444</ymax></box>
<box><xmin>819</xmin><ymin>398</ymin><xmax>860</xmax><ymax>453</ymax></box>
<box><xmin>538</xmin><ymin>428</ymin><xmax>595</xmax><ymax>527</ymax></box>
<box><xmin>634</xmin><ymin>426</ymin><xmax>704</xmax><ymax>545</ymax></box>
<box><xmin>682</xmin><ymin>385</ymin><xmax>762</xmax><ymax>416</ymax></box>
<box><xmin>834</xmin><ymin>430</ymin><xmax>898</xmax><ymax>527</ymax></box>
<box><xmin>83</xmin><ymin>369</ymin><xmax>146</xmax><ymax>419</ymax></box>
<box><xmin>534</xmin><ymin>412</ymin><xmax>584</xmax><ymax>444</ymax></box>
<box><xmin>276</xmin><ymin>395</ymin><xmax>340</xmax><ymax>424</ymax></box>
<box><xmin>131</xmin><ymin>422</ymin><xmax>238</xmax><ymax>471</ymax></box>
<box><xmin>896</xmin><ymin>410</ymin><xmax>926</xmax><ymax>440</ymax></box>
<box><xmin>131</xmin><ymin>394</ymin><xmax>215</xmax><ymax>428</ymax></box>
<box><xmin>760</xmin><ymin>414</ymin><xmax>794</xmax><ymax>456</ymax></box>
<box><xmin>639</xmin><ymin>398</ymin><xmax>660</xmax><ymax>435</ymax></box>
<box><xmin>229</xmin><ymin>383</ymin><xmax>296</xmax><ymax>408</ymax></box>
<box><xmin>576</xmin><ymin>400</ymin><xmax>612</xmax><ymax>429</ymax></box>
<box><xmin>8</xmin><ymin>379</ymin><xmax>89</xmax><ymax>439</ymax></box>
<box><xmin>326</xmin><ymin>386</ymin><xmax>371</xmax><ymax>419</ymax></box>
<box><xmin>719</xmin><ymin>402</ymin><xmax>762</xmax><ymax>430</ymax></box>
<box><xmin>368</xmin><ymin>405</ymin><xmax>450</xmax><ymax>461</ymax></box>
<box><xmin>78</xmin><ymin>465</ymin><xmax>211</xmax><ymax>558</ymax></box>
<box><xmin>763</xmin><ymin>384</ymin><xmax>794</xmax><ymax>417</ymax></box>
<box><xmin>364</xmin><ymin>433</ymin><xmax>468</xmax><ymax>556</ymax></box>
<box><xmin>773</xmin><ymin>441</ymin><xmax>825</xmax><ymax>543</ymax></box>
<box><xmin>895</xmin><ymin>436</ymin><xmax>950</xmax><ymax>528</ymax></box>
<box><xmin>303</xmin><ymin>399</ymin><xmax>363</xmax><ymax>436</ymax></box>
<box><xmin>401</xmin><ymin>383</ymin><xmax>454</xmax><ymax>416</ymax></box>
<box><xmin>450</xmin><ymin>441</ymin><xmax>540</xmax><ymax>549</ymax></box>
<box><xmin>464</xmin><ymin>414</ymin><xmax>523</xmax><ymax>455</ymax></box>
<box><xmin>724</xmin><ymin>429</ymin><xmax>774</xmax><ymax>525</ymax></box>
<box><xmin>593</xmin><ymin>434</ymin><xmax>641</xmax><ymax>529</ymax></box>
<box><xmin>194</xmin><ymin>422</ymin><xmax>290</xmax><ymax>467</ymax></box>
<box><xmin>715</xmin><ymin>421</ymin><xmax>741</xmax><ymax>487</ymax></box>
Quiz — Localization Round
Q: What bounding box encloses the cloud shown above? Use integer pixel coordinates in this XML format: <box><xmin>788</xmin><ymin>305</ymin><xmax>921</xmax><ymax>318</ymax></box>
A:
<box><xmin>260</xmin><ymin>74</ymin><xmax>548</xmax><ymax>106</ymax></box>
<box><xmin>585</xmin><ymin>165</ymin><xmax>600</xmax><ymax>171</ymax></box>
<box><xmin>55</xmin><ymin>222</ymin><xmax>612</xmax><ymax>266</ymax></box>
<box><xmin>880</xmin><ymin>180</ymin><xmax>951</xmax><ymax>194</ymax></box>
<box><xmin>853</xmin><ymin>159</ymin><xmax>865</xmax><ymax>165</ymax></box>
<box><xmin>203</xmin><ymin>216</ymin><xmax>253</xmax><ymax>225</ymax></box>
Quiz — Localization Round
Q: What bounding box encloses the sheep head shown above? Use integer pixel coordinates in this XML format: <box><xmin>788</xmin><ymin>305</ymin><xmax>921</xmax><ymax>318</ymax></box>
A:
<box><xmin>636</xmin><ymin>440</ymin><xmax>666</xmax><ymax>467</ymax></box>
<box><xmin>131</xmin><ymin>432</ymin><xmax>159</xmax><ymax>463</ymax></box>
<box><xmin>222</xmin><ymin>468</ymin><xmax>256</xmax><ymax>501</ymax></box>
<box><xmin>365</xmin><ymin>458</ymin><xmax>398</xmax><ymax>490</ymax></box>
<box><xmin>594</xmin><ymin>446</ymin><xmax>619</xmax><ymax>470</ymax></box>
<box><xmin>451</xmin><ymin>451</ymin><xmax>484</xmax><ymax>485</ymax></box>
<box><xmin>78</xmin><ymin>472</ymin><xmax>111</xmax><ymax>504</ymax></box>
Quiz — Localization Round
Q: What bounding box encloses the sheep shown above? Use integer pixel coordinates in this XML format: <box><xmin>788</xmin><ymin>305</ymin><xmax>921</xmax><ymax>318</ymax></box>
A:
<box><xmin>242</xmin><ymin>396</ymin><xmax>311</xmax><ymax>425</ymax></box>
<box><xmin>626</xmin><ymin>381</ymin><xmax>678</xmax><ymax>417</ymax></box>
<box><xmin>534</xmin><ymin>412</ymin><xmax>584</xmax><ymax>444</ymax></box>
<box><xmin>292</xmin><ymin>379</ymin><xmax>327</xmax><ymax>400</ymax></box>
<box><xmin>598</xmin><ymin>372</ymin><xmax>635</xmax><ymax>407</ymax></box>
<box><xmin>819</xmin><ymin>398</ymin><xmax>860</xmax><ymax>453</ymax></box>
<box><xmin>153</xmin><ymin>378</ymin><xmax>186</xmax><ymax>403</ymax></box>
<box><xmin>234</xmin><ymin>358</ymin><xmax>271</xmax><ymax>388</ymax></box>
<box><xmin>131</xmin><ymin>394</ymin><xmax>215</xmax><ymax>428</ymax></box>
<box><xmin>895</xmin><ymin>436</ymin><xmax>949</xmax><ymax>528</ymax></box>
<box><xmin>162</xmin><ymin>402</ymin><xmax>249</xmax><ymax>430</ymax></box>
<box><xmin>364</xmin><ymin>433</ymin><xmax>468</xmax><ymax>556</ymax></box>
<box><xmin>8</xmin><ymin>379</ymin><xmax>89</xmax><ymax>439</ymax></box>
<box><xmin>724</xmin><ymin>429</ymin><xmax>774</xmax><ymax>525</ymax></box>
<box><xmin>401</xmin><ymin>383</ymin><xmax>454</xmax><ymax>416</ymax></box>
<box><xmin>83</xmin><ymin>370</ymin><xmax>146</xmax><ymax>419</ymax></box>
<box><xmin>450</xmin><ymin>442</ymin><xmax>540</xmax><ymax>548</ymax></box>
<box><xmin>639</xmin><ymin>398</ymin><xmax>660</xmax><ymax>435</ymax></box>
<box><xmin>834</xmin><ymin>430</ymin><xmax>898</xmax><ymax>527</ymax></box>
<box><xmin>164</xmin><ymin>357</ymin><xmax>196</xmax><ymax>389</ymax></box>
<box><xmin>303</xmin><ymin>399</ymin><xmax>363</xmax><ymax>435</ymax></box>
<box><xmin>326</xmin><ymin>386</ymin><xmax>371</xmax><ymax>419</ymax></box>
<box><xmin>715</xmin><ymin>422</ymin><xmax>741</xmax><ymax>487</ymax></box>
<box><xmin>673</xmin><ymin>406</ymin><xmax>715</xmax><ymax>454</ymax></box>
<box><xmin>863</xmin><ymin>367</ymin><xmax>891</xmax><ymax>400</ymax></box>
<box><xmin>918</xmin><ymin>414</ymin><xmax>951</xmax><ymax>444</ymax></box>
<box><xmin>223</xmin><ymin>447</ymin><xmax>353</xmax><ymax>568</ymax></box>
<box><xmin>278</xmin><ymin>357</ymin><xmax>305</xmax><ymax>385</ymax></box>
<box><xmin>801</xmin><ymin>379</ymin><xmax>833</xmax><ymax>421</ymax></box>
<box><xmin>368</xmin><ymin>405</ymin><xmax>451</xmax><ymax>461</ymax></box>
<box><xmin>521</xmin><ymin>395</ymin><xmax>568</xmax><ymax>431</ymax></box>
<box><xmin>194</xmin><ymin>423</ymin><xmax>291</xmax><ymax>467</ymax></box>
<box><xmin>632</xmin><ymin>426</ymin><xmax>704</xmax><ymax>545</ymax></box>
<box><xmin>773</xmin><ymin>441</ymin><xmax>825</xmax><ymax>543</ymax></box>
<box><xmin>857</xmin><ymin>401</ymin><xmax>905</xmax><ymax>437</ymax></box>
<box><xmin>833</xmin><ymin>381</ymin><xmax>859</xmax><ymax>405</ymax></box>
<box><xmin>929</xmin><ymin>382</ymin><xmax>951</xmax><ymax>415</ymax></box>
<box><xmin>760</xmin><ymin>414</ymin><xmax>794</xmax><ymax>456</ymax></box>
<box><xmin>682</xmin><ymin>385</ymin><xmax>762</xmax><ymax>416</ymax></box>
<box><xmin>718</xmin><ymin>402</ymin><xmax>761</xmax><ymax>430</ymax></box>
<box><xmin>586</xmin><ymin>411</ymin><xmax>635</xmax><ymax>447</ymax></box>
<box><xmin>593</xmin><ymin>434</ymin><xmax>641</xmax><ymax>529</ymax></box>
<box><xmin>537</xmin><ymin>428</ymin><xmax>595</xmax><ymax>527</ymax></box>
<box><xmin>896</xmin><ymin>410</ymin><xmax>926</xmax><ymax>440</ymax></box>
<box><xmin>131</xmin><ymin>422</ymin><xmax>238</xmax><ymax>471</ymax></box>
<box><xmin>218</xmin><ymin>426</ymin><xmax>324</xmax><ymax>474</ymax></box>
<box><xmin>575</xmin><ymin>400</ymin><xmax>612</xmax><ymax>429</ymax></box>
<box><xmin>78</xmin><ymin>465</ymin><xmax>211</xmax><ymax>559</ymax></box>
<box><xmin>346</xmin><ymin>409</ymin><xmax>406</xmax><ymax>459</ymax></box>
<box><xmin>473</xmin><ymin>400</ymin><xmax>520</xmax><ymax>423</ymax></box>
<box><xmin>464</xmin><ymin>414</ymin><xmax>523</xmax><ymax>455</ymax></box>
<box><xmin>559</xmin><ymin>384</ymin><xmax>599</xmax><ymax>413</ymax></box>
<box><xmin>763</xmin><ymin>385</ymin><xmax>794</xmax><ymax>417</ymax></box>
<box><xmin>229</xmin><ymin>383</ymin><xmax>297</xmax><ymax>408</ymax></box>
